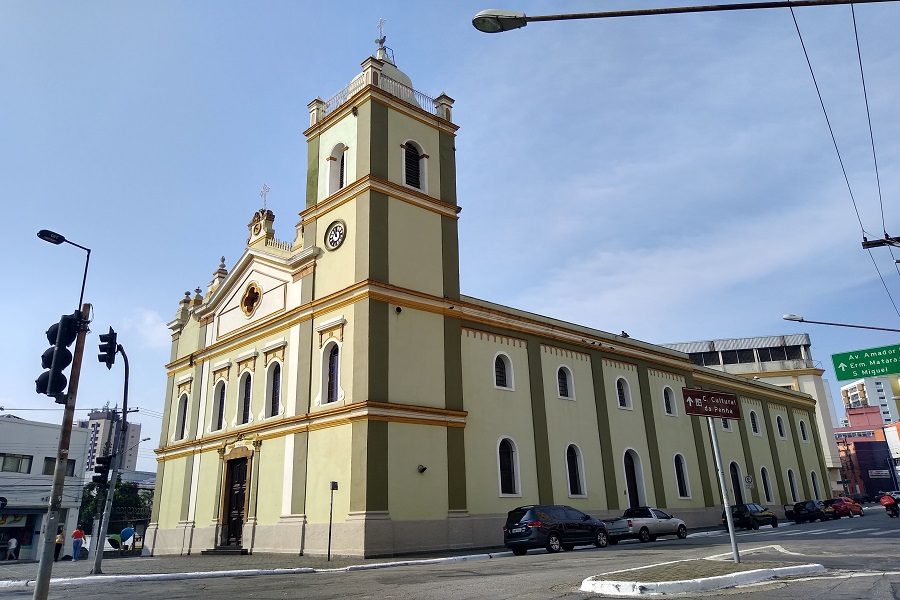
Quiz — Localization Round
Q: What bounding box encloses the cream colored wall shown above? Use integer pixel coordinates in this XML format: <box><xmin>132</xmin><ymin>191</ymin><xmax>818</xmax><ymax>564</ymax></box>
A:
<box><xmin>305</xmin><ymin>425</ymin><xmax>352</xmax><ymax>524</ymax></box>
<box><xmin>388</xmin><ymin>307</ymin><xmax>445</xmax><ymax>408</ymax></box>
<box><xmin>310</xmin><ymin>308</ymin><xmax>354</xmax><ymax>410</ymax></box>
<box><xmin>387</xmin><ymin>109</ymin><xmax>440</xmax><ymax>197</ymax></box>
<box><xmin>539</xmin><ymin>347</ymin><xmax>605</xmax><ymax>512</ymax></box>
<box><xmin>256</xmin><ymin>437</ymin><xmax>286</xmax><ymax>525</ymax></box>
<box><xmin>794</xmin><ymin>409</ymin><xmax>824</xmax><ymax>499</ymax></box>
<box><xmin>316</xmin><ymin>113</ymin><xmax>359</xmax><ymax>201</ymax></box>
<box><xmin>647</xmin><ymin>371</ymin><xmax>705</xmax><ymax>509</ymax></box>
<box><xmin>387</xmin><ymin>423</ymin><xmax>447</xmax><ymax>519</ymax></box>
<box><xmin>602</xmin><ymin>359</ymin><xmax>656</xmax><ymax>506</ymax></box>
<box><xmin>460</xmin><ymin>330</ymin><xmax>539</xmax><ymax>515</ymax></box>
<box><xmin>193</xmin><ymin>453</ymin><xmax>220</xmax><ymax>525</ymax></box>
<box><xmin>709</xmin><ymin>412</ymin><xmax>748</xmax><ymax>503</ymax></box>
<box><xmin>157</xmin><ymin>458</ymin><xmax>186</xmax><ymax>529</ymax></box>
<box><xmin>313</xmin><ymin>200</ymin><xmax>358</xmax><ymax>300</ymax></box>
<box><xmin>769</xmin><ymin>404</ymin><xmax>800</xmax><ymax>503</ymax></box>
<box><xmin>387</xmin><ymin>199</ymin><xmax>443</xmax><ymax>296</ymax></box>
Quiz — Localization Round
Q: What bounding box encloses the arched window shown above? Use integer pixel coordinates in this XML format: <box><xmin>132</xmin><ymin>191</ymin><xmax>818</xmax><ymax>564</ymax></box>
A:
<box><xmin>266</xmin><ymin>362</ymin><xmax>281</xmax><ymax>417</ymax></box>
<box><xmin>760</xmin><ymin>467</ymin><xmax>773</xmax><ymax>503</ymax></box>
<box><xmin>787</xmin><ymin>469</ymin><xmax>798</xmax><ymax>502</ymax></box>
<box><xmin>750</xmin><ymin>411</ymin><xmax>760</xmax><ymax>435</ymax></box>
<box><xmin>403</xmin><ymin>141</ymin><xmax>423</xmax><ymax>190</ymax></box>
<box><xmin>674</xmin><ymin>454</ymin><xmax>690</xmax><ymax>498</ymax></box>
<box><xmin>494</xmin><ymin>354</ymin><xmax>512</xmax><ymax>389</ymax></box>
<box><xmin>239</xmin><ymin>373</ymin><xmax>252</xmax><ymax>424</ymax></box>
<box><xmin>663</xmin><ymin>387</ymin><xmax>676</xmax><ymax>415</ymax></box>
<box><xmin>557</xmin><ymin>367</ymin><xmax>573</xmax><ymax>399</ymax></box>
<box><xmin>729</xmin><ymin>461</ymin><xmax>744</xmax><ymax>504</ymax></box>
<box><xmin>776</xmin><ymin>415</ymin><xmax>785</xmax><ymax>438</ymax></box>
<box><xmin>327</xmin><ymin>344</ymin><xmax>340</xmax><ymax>404</ymax></box>
<box><xmin>811</xmin><ymin>471</ymin><xmax>820</xmax><ymax>500</ymax></box>
<box><xmin>213</xmin><ymin>381</ymin><xmax>226</xmax><ymax>431</ymax></box>
<box><xmin>175</xmin><ymin>393</ymin><xmax>189</xmax><ymax>440</ymax></box>
<box><xmin>616</xmin><ymin>378</ymin><xmax>631</xmax><ymax>409</ymax></box>
<box><xmin>799</xmin><ymin>420</ymin><xmax>808</xmax><ymax>441</ymax></box>
<box><xmin>498</xmin><ymin>438</ymin><xmax>519</xmax><ymax>495</ymax></box>
<box><xmin>328</xmin><ymin>143</ymin><xmax>348</xmax><ymax>195</ymax></box>
<box><xmin>566</xmin><ymin>444</ymin><xmax>585</xmax><ymax>496</ymax></box>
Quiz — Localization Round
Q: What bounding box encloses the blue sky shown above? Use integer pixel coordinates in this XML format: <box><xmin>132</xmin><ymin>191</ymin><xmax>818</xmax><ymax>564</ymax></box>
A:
<box><xmin>3</xmin><ymin>1</ymin><xmax>900</xmax><ymax>472</ymax></box>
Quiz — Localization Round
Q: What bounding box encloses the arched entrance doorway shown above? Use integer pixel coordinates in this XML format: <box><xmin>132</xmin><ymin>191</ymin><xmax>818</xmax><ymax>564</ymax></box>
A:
<box><xmin>624</xmin><ymin>450</ymin><xmax>644</xmax><ymax>508</ymax></box>
<box><xmin>729</xmin><ymin>462</ymin><xmax>744</xmax><ymax>505</ymax></box>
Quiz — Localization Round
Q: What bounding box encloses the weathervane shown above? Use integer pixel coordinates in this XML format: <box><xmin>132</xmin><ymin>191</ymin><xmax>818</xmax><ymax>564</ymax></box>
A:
<box><xmin>259</xmin><ymin>183</ymin><xmax>271</xmax><ymax>210</ymax></box>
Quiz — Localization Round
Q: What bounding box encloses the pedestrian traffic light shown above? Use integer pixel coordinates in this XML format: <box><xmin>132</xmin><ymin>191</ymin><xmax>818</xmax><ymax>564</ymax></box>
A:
<box><xmin>35</xmin><ymin>311</ymin><xmax>81</xmax><ymax>403</ymax></box>
<box><xmin>98</xmin><ymin>327</ymin><xmax>118</xmax><ymax>370</ymax></box>
<box><xmin>92</xmin><ymin>455</ymin><xmax>113</xmax><ymax>485</ymax></box>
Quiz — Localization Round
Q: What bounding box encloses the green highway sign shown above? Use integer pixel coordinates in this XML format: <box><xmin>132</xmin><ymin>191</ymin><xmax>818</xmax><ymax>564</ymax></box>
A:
<box><xmin>831</xmin><ymin>343</ymin><xmax>900</xmax><ymax>381</ymax></box>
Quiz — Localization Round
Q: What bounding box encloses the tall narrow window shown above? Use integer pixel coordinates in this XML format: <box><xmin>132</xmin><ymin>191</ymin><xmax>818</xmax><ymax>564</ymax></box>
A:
<box><xmin>750</xmin><ymin>411</ymin><xmax>759</xmax><ymax>435</ymax></box>
<box><xmin>566</xmin><ymin>445</ymin><xmax>584</xmax><ymax>496</ymax></box>
<box><xmin>240</xmin><ymin>374</ymin><xmax>252</xmax><ymax>424</ymax></box>
<box><xmin>616</xmin><ymin>378</ymin><xmax>631</xmax><ymax>408</ymax></box>
<box><xmin>799</xmin><ymin>420</ymin><xmax>808</xmax><ymax>441</ymax></box>
<box><xmin>267</xmin><ymin>362</ymin><xmax>281</xmax><ymax>417</ymax></box>
<box><xmin>761</xmin><ymin>467</ymin><xmax>773</xmax><ymax>503</ymax></box>
<box><xmin>338</xmin><ymin>151</ymin><xmax>345</xmax><ymax>189</ymax></box>
<box><xmin>327</xmin><ymin>345</ymin><xmax>340</xmax><ymax>403</ymax></box>
<box><xmin>663</xmin><ymin>387</ymin><xmax>675</xmax><ymax>415</ymax></box>
<box><xmin>811</xmin><ymin>471</ymin><xmax>820</xmax><ymax>500</ymax></box>
<box><xmin>328</xmin><ymin>143</ymin><xmax>348</xmax><ymax>195</ymax></box>
<box><xmin>494</xmin><ymin>354</ymin><xmax>511</xmax><ymax>389</ymax></box>
<box><xmin>787</xmin><ymin>469</ymin><xmax>798</xmax><ymax>502</ymax></box>
<box><xmin>214</xmin><ymin>381</ymin><xmax>226</xmax><ymax>431</ymax></box>
<box><xmin>777</xmin><ymin>415</ymin><xmax>785</xmax><ymax>438</ymax></box>
<box><xmin>499</xmin><ymin>438</ymin><xmax>518</xmax><ymax>495</ymax></box>
<box><xmin>176</xmin><ymin>394</ymin><xmax>189</xmax><ymax>440</ymax></box>
<box><xmin>674</xmin><ymin>454</ymin><xmax>690</xmax><ymax>498</ymax></box>
<box><xmin>557</xmin><ymin>367</ymin><xmax>572</xmax><ymax>399</ymax></box>
<box><xmin>404</xmin><ymin>142</ymin><xmax>421</xmax><ymax>189</ymax></box>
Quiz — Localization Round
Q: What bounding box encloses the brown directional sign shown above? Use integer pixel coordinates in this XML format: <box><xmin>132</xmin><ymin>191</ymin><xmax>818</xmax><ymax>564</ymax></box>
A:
<box><xmin>682</xmin><ymin>387</ymin><xmax>741</xmax><ymax>420</ymax></box>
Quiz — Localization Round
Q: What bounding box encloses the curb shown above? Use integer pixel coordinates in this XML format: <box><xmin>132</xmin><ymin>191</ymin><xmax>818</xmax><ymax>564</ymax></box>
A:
<box><xmin>579</xmin><ymin>563</ymin><xmax>825</xmax><ymax>596</ymax></box>
<box><xmin>0</xmin><ymin>550</ymin><xmax>514</xmax><ymax>589</ymax></box>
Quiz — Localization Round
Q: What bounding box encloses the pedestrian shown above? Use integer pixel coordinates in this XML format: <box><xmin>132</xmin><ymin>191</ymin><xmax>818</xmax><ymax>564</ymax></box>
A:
<box><xmin>54</xmin><ymin>528</ymin><xmax>64</xmax><ymax>561</ymax></box>
<box><xmin>71</xmin><ymin>524</ymin><xmax>85</xmax><ymax>561</ymax></box>
<box><xmin>5</xmin><ymin>536</ymin><xmax>17</xmax><ymax>560</ymax></box>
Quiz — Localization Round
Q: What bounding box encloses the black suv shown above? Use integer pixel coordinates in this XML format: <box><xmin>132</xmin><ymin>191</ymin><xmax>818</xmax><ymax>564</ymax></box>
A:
<box><xmin>793</xmin><ymin>500</ymin><xmax>837</xmax><ymax>524</ymax></box>
<box><xmin>722</xmin><ymin>503</ymin><xmax>778</xmax><ymax>530</ymax></box>
<box><xmin>504</xmin><ymin>505</ymin><xmax>608</xmax><ymax>555</ymax></box>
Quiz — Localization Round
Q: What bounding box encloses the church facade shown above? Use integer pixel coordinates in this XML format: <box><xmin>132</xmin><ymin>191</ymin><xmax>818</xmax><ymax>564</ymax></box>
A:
<box><xmin>147</xmin><ymin>48</ymin><xmax>829</xmax><ymax>557</ymax></box>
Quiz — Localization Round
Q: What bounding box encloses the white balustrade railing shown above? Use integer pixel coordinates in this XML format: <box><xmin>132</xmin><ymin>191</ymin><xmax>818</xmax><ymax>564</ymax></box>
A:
<box><xmin>323</xmin><ymin>74</ymin><xmax>437</xmax><ymax>117</ymax></box>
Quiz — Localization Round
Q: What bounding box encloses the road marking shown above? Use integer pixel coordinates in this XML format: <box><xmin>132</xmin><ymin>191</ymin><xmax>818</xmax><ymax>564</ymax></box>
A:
<box><xmin>868</xmin><ymin>529</ymin><xmax>900</xmax><ymax>536</ymax></box>
<box><xmin>836</xmin><ymin>528</ymin><xmax>873</xmax><ymax>535</ymax></box>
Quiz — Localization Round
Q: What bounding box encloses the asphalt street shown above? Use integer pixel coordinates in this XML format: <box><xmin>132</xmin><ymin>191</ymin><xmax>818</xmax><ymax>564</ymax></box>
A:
<box><xmin>4</xmin><ymin>507</ymin><xmax>900</xmax><ymax>599</ymax></box>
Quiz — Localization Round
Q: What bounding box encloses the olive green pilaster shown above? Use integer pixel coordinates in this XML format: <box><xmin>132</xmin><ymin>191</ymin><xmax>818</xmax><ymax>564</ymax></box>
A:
<box><xmin>737</xmin><ymin>408</ymin><xmax>760</xmax><ymax>503</ymax></box>
<box><xmin>525</xmin><ymin>337</ymin><xmax>553</xmax><ymax>504</ymax></box>
<box><xmin>788</xmin><ymin>408</ymin><xmax>812</xmax><ymax>499</ymax></box>
<box><xmin>810</xmin><ymin>421</ymin><xmax>831</xmax><ymax>500</ymax></box>
<box><xmin>760</xmin><ymin>400</ymin><xmax>787</xmax><ymax>503</ymax></box>
<box><xmin>444</xmin><ymin>317</ymin><xmax>466</xmax><ymax>509</ymax></box>
<box><xmin>369</xmin><ymin>100</ymin><xmax>389</xmax><ymax>180</ymax></box>
<box><xmin>350</xmin><ymin>420</ymin><xmax>389</xmax><ymax>512</ymax></box>
<box><xmin>635</xmin><ymin>362</ymin><xmax>666</xmax><ymax>507</ymax></box>
<box><xmin>683</xmin><ymin>374</ymin><xmax>715</xmax><ymax>507</ymax></box>
<box><xmin>306</xmin><ymin>135</ymin><xmax>319</xmax><ymax>208</ymax></box>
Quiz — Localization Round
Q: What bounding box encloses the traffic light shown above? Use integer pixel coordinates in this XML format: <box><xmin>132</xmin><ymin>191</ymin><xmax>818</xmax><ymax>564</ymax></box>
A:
<box><xmin>98</xmin><ymin>327</ymin><xmax>118</xmax><ymax>369</ymax></box>
<box><xmin>92</xmin><ymin>455</ymin><xmax>113</xmax><ymax>485</ymax></box>
<box><xmin>35</xmin><ymin>312</ymin><xmax>81</xmax><ymax>402</ymax></box>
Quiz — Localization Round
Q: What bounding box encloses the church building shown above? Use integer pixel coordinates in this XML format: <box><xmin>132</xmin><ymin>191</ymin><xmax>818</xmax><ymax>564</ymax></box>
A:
<box><xmin>147</xmin><ymin>44</ymin><xmax>829</xmax><ymax>557</ymax></box>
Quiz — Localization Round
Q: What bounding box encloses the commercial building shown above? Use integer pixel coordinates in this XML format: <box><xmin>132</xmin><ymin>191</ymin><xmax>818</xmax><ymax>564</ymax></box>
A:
<box><xmin>839</xmin><ymin>377</ymin><xmax>900</xmax><ymax>425</ymax></box>
<box><xmin>833</xmin><ymin>405</ymin><xmax>900</xmax><ymax>496</ymax></box>
<box><xmin>147</xmin><ymin>45</ymin><xmax>830</xmax><ymax>557</ymax></box>
<box><xmin>662</xmin><ymin>334</ymin><xmax>842</xmax><ymax>495</ymax></box>
<box><xmin>0</xmin><ymin>414</ymin><xmax>89</xmax><ymax>561</ymax></box>
<box><xmin>77</xmin><ymin>408</ymin><xmax>142</xmax><ymax>476</ymax></box>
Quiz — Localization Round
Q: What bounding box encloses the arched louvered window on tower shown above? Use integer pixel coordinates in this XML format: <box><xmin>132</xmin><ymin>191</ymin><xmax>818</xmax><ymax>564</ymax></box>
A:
<box><xmin>494</xmin><ymin>354</ymin><xmax>512</xmax><ymax>389</ymax></box>
<box><xmin>403</xmin><ymin>142</ymin><xmax>423</xmax><ymax>190</ymax></box>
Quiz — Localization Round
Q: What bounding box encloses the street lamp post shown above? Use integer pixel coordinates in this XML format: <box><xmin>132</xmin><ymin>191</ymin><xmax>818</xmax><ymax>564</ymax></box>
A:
<box><xmin>473</xmin><ymin>0</ymin><xmax>899</xmax><ymax>33</ymax></box>
<box><xmin>782</xmin><ymin>314</ymin><xmax>900</xmax><ymax>333</ymax></box>
<box><xmin>33</xmin><ymin>230</ymin><xmax>91</xmax><ymax>600</ymax></box>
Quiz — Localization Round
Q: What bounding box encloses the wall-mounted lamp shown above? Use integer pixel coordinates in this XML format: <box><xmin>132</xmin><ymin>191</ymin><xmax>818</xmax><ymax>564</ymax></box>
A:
<box><xmin>395</xmin><ymin>306</ymin><xmax>402</xmax><ymax>314</ymax></box>
<box><xmin>352</xmin><ymin>106</ymin><xmax>358</xmax><ymax>116</ymax></box>
<box><xmin>417</xmin><ymin>464</ymin><xmax>427</xmax><ymax>474</ymax></box>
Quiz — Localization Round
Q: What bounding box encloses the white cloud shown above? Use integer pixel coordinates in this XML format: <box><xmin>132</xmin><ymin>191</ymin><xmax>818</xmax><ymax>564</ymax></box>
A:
<box><xmin>120</xmin><ymin>308</ymin><xmax>170</xmax><ymax>350</ymax></box>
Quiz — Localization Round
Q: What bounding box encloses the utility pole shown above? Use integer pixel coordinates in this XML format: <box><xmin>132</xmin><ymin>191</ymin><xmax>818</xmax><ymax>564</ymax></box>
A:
<box><xmin>92</xmin><ymin>342</ymin><xmax>128</xmax><ymax>575</ymax></box>
<box><xmin>861</xmin><ymin>235</ymin><xmax>900</xmax><ymax>249</ymax></box>
<box><xmin>32</xmin><ymin>304</ymin><xmax>90</xmax><ymax>600</ymax></box>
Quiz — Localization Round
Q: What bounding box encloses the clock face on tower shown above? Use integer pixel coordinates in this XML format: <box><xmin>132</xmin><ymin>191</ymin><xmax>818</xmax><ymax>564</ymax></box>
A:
<box><xmin>324</xmin><ymin>220</ymin><xmax>346</xmax><ymax>251</ymax></box>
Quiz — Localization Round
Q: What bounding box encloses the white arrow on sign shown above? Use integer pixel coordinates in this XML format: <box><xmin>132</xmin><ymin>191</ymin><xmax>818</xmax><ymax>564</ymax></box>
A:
<box><xmin>686</xmin><ymin>397</ymin><xmax>695</xmax><ymax>406</ymax></box>
<box><xmin>838</xmin><ymin>362</ymin><xmax>848</xmax><ymax>371</ymax></box>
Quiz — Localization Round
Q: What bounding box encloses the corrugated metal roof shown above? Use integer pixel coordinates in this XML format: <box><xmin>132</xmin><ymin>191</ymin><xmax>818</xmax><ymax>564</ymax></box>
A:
<box><xmin>662</xmin><ymin>341</ymin><xmax>713</xmax><ymax>354</ymax></box>
<box><xmin>663</xmin><ymin>334</ymin><xmax>811</xmax><ymax>353</ymax></box>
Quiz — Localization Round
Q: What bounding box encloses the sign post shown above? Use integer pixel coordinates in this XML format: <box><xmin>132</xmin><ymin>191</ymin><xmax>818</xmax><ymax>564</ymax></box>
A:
<box><xmin>831</xmin><ymin>343</ymin><xmax>900</xmax><ymax>381</ymax></box>
<box><xmin>683</xmin><ymin>387</ymin><xmax>741</xmax><ymax>563</ymax></box>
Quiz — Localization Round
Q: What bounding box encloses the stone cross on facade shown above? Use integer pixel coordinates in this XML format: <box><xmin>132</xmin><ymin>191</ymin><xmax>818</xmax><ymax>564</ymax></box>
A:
<box><xmin>259</xmin><ymin>184</ymin><xmax>271</xmax><ymax>210</ymax></box>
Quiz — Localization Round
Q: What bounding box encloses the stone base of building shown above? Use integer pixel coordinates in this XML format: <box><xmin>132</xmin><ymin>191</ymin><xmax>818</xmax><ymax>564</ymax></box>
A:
<box><xmin>143</xmin><ymin>506</ymin><xmax>727</xmax><ymax>557</ymax></box>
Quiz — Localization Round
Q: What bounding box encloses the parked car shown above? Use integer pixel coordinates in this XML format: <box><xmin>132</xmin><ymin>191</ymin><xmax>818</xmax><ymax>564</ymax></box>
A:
<box><xmin>792</xmin><ymin>500</ymin><xmax>837</xmax><ymax>524</ymax></box>
<box><xmin>824</xmin><ymin>497</ymin><xmax>864</xmax><ymax>518</ymax></box>
<box><xmin>503</xmin><ymin>505</ymin><xmax>608</xmax><ymax>555</ymax></box>
<box><xmin>783</xmin><ymin>504</ymin><xmax>795</xmax><ymax>520</ymax></box>
<box><xmin>722</xmin><ymin>503</ymin><xmax>779</xmax><ymax>530</ymax></box>
<box><xmin>604</xmin><ymin>507</ymin><xmax>687</xmax><ymax>544</ymax></box>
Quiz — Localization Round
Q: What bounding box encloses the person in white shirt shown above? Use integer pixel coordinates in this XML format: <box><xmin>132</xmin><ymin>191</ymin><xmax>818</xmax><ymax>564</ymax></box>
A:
<box><xmin>5</xmin><ymin>537</ymin><xmax>18</xmax><ymax>560</ymax></box>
